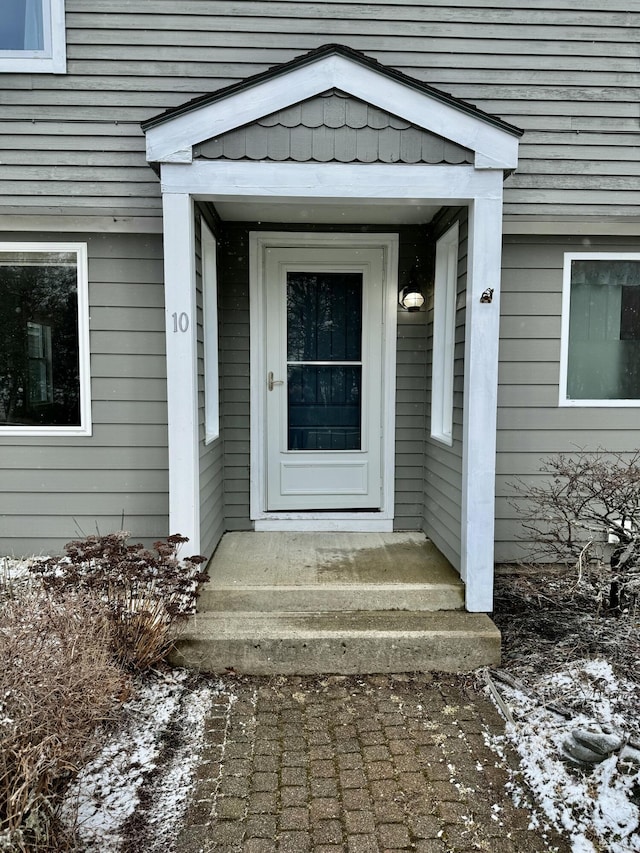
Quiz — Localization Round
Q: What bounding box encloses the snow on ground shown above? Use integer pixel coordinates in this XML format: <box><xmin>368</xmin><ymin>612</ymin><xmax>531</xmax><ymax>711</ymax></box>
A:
<box><xmin>63</xmin><ymin>669</ymin><xmax>222</xmax><ymax>852</ymax></box>
<box><xmin>486</xmin><ymin>659</ymin><xmax>640</xmax><ymax>853</ymax></box>
<box><xmin>4</xmin><ymin>554</ymin><xmax>640</xmax><ymax>852</ymax></box>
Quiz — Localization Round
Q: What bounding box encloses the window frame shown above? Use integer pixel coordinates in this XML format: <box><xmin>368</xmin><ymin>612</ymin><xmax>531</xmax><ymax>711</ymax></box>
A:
<box><xmin>201</xmin><ymin>222</ymin><xmax>220</xmax><ymax>444</ymax></box>
<box><xmin>0</xmin><ymin>241</ymin><xmax>91</xmax><ymax>436</ymax></box>
<box><xmin>0</xmin><ymin>0</ymin><xmax>66</xmax><ymax>74</ymax></box>
<box><xmin>560</xmin><ymin>251</ymin><xmax>640</xmax><ymax>408</ymax></box>
<box><xmin>431</xmin><ymin>221</ymin><xmax>459</xmax><ymax>444</ymax></box>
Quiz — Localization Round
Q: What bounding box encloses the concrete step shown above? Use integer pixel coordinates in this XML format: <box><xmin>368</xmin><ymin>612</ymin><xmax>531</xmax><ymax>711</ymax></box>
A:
<box><xmin>170</xmin><ymin>610</ymin><xmax>500</xmax><ymax>675</ymax></box>
<box><xmin>197</xmin><ymin>581</ymin><xmax>464</xmax><ymax>613</ymax></box>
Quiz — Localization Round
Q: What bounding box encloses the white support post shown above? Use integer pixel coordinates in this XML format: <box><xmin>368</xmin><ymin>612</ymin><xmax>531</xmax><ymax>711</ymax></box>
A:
<box><xmin>162</xmin><ymin>190</ymin><xmax>200</xmax><ymax>553</ymax></box>
<box><xmin>462</xmin><ymin>188</ymin><xmax>504</xmax><ymax>612</ymax></box>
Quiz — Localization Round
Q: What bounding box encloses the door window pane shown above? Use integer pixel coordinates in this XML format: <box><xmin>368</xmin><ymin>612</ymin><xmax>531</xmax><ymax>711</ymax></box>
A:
<box><xmin>287</xmin><ymin>272</ymin><xmax>362</xmax><ymax>361</ymax></box>
<box><xmin>288</xmin><ymin>365</ymin><xmax>361</xmax><ymax>450</ymax></box>
<box><xmin>0</xmin><ymin>251</ymin><xmax>81</xmax><ymax>426</ymax></box>
<box><xmin>567</xmin><ymin>259</ymin><xmax>640</xmax><ymax>401</ymax></box>
<box><xmin>0</xmin><ymin>0</ymin><xmax>44</xmax><ymax>50</ymax></box>
<box><xmin>286</xmin><ymin>271</ymin><xmax>363</xmax><ymax>450</ymax></box>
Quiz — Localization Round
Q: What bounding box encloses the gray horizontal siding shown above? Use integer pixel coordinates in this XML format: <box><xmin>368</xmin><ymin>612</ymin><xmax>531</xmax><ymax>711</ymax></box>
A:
<box><xmin>0</xmin><ymin>232</ymin><xmax>169</xmax><ymax>556</ymax></box>
<box><xmin>0</xmin><ymin>2</ymin><xmax>637</xmax><ymax>219</ymax></box>
<box><xmin>496</xmin><ymin>235</ymin><xmax>640</xmax><ymax>563</ymax></box>
<box><xmin>423</xmin><ymin>208</ymin><xmax>467</xmax><ymax>571</ymax></box>
<box><xmin>195</xmin><ymin>211</ymin><xmax>225</xmax><ymax>559</ymax></box>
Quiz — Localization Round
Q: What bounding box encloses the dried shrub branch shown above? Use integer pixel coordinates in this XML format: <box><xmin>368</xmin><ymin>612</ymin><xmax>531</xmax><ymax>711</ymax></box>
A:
<box><xmin>29</xmin><ymin>532</ymin><xmax>209</xmax><ymax>671</ymax></box>
<box><xmin>0</xmin><ymin>590</ymin><xmax>125</xmax><ymax>852</ymax></box>
<box><xmin>510</xmin><ymin>449</ymin><xmax>640</xmax><ymax>612</ymax></box>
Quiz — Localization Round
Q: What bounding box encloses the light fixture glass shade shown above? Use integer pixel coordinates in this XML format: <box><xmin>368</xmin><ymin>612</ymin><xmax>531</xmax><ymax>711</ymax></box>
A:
<box><xmin>400</xmin><ymin>286</ymin><xmax>425</xmax><ymax>311</ymax></box>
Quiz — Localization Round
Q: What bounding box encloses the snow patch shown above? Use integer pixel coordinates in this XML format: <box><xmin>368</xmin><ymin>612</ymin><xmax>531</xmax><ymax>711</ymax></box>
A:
<box><xmin>486</xmin><ymin>660</ymin><xmax>640</xmax><ymax>853</ymax></box>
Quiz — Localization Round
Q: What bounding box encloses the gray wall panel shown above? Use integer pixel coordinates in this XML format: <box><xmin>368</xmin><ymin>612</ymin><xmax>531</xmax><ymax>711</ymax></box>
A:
<box><xmin>0</xmin><ymin>3</ymin><xmax>637</xmax><ymax>220</ymax></box>
<box><xmin>422</xmin><ymin>208</ymin><xmax>468</xmax><ymax>571</ymax></box>
<box><xmin>0</xmin><ymin>232</ymin><xmax>169</xmax><ymax>556</ymax></box>
<box><xmin>496</xmin><ymin>235</ymin><xmax>640</xmax><ymax>562</ymax></box>
<box><xmin>195</xmin><ymin>211</ymin><xmax>225</xmax><ymax>559</ymax></box>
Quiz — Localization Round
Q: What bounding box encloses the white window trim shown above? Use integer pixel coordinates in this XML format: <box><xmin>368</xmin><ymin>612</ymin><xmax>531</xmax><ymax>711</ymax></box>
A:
<box><xmin>0</xmin><ymin>0</ymin><xmax>66</xmax><ymax>74</ymax></box>
<box><xmin>560</xmin><ymin>251</ymin><xmax>640</xmax><ymax>408</ymax></box>
<box><xmin>201</xmin><ymin>221</ymin><xmax>219</xmax><ymax>444</ymax></box>
<box><xmin>431</xmin><ymin>222</ymin><xmax>459</xmax><ymax>444</ymax></box>
<box><xmin>0</xmin><ymin>241</ymin><xmax>91</xmax><ymax>436</ymax></box>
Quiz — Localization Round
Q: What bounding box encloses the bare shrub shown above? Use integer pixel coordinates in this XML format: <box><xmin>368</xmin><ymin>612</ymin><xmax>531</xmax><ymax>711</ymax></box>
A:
<box><xmin>511</xmin><ymin>449</ymin><xmax>640</xmax><ymax>612</ymax></box>
<box><xmin>0</xmin><ymin>590</ymin><xmax>125</xmax><ymax>852</ymax></box>
<box><xmin>29</xmin><ymin>533</ymin><xmax>209</xmax><ymax>671</ymax></box>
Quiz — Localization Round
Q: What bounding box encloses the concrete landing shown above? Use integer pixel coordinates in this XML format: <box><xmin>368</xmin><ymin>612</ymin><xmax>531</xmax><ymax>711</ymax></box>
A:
<box><xmin>171</xmin><ymin>532</ymin><xmax>501</xmax><ymax>674</ymax></box>
<box><xmin>199</xmin><ymin>531</ymin><xmax>465</xmax><ymax>612</ymax></box>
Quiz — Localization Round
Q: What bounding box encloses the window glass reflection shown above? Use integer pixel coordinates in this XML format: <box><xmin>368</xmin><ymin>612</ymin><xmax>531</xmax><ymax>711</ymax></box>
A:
<box><xmin>287</xmin><ymin>272</ymin><xmax>362</xmax><ymax>362</ymax></box>
<box><xmin>568</xmin><ymin>259</ymin><xmax>640</xmax><ymax>400</ymax></box>
<box><xmin>288</xmin><ymin>365</ymin><xmax>361</xmax><ymax>450</ymax></box>
<box><xmin>286</xmin><ymin>271</ymin><xmax>364</xmax><ymax>451</ymax></box>
<box><xmin>0</xmin><ymin>252</ymin><xmax>80</xmax><ymax>426</ymax></box>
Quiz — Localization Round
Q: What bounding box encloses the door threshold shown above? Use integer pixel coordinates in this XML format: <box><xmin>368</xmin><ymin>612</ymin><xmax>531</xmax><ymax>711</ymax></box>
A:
<box><xmin>255</xmin><ymin>515</ymin><xmax>394</xmax><ymax>532</ymax></box>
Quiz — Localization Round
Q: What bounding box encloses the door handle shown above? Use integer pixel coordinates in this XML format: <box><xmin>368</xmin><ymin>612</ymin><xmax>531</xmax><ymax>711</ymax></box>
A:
<box><xmin>268</xmin><ymin>371</ymin><xmax>284</xmax><ymax>391</ymax></box>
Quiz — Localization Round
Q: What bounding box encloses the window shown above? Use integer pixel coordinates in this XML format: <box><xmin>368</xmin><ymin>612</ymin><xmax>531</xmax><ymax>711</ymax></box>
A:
<box><xmin>431</xmin><ymin>222</ymin><xmax>459</xmax><ymax>443</ymax></box>
<box><xmin>0</xmin><ymin>243</ymin><xmax>91</xmax><ymax>434</ymax></box>
<box><xmin>560</xmin><ymin>253</ymin><xmax>640</xmax><ymax>406</ymax></box>
<box><xmin>202</xmin><ymin>223</ymin><xmax>219</xmax><ymax>443</ymax></box>
<box><xmin>0</xmin><ymin>0</ymin><xmax>66</xmax><ymax>73</ymax></box>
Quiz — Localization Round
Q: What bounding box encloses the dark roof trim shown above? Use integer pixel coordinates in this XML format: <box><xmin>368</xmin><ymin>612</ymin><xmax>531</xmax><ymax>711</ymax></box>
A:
<box><xmin>141</xmin><ymin>43</ymin><xmax>523</xmax><ymax>138</ymax></box>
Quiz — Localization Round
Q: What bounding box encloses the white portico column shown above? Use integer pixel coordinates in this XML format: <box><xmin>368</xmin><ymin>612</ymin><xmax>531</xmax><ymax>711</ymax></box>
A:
<box><xmin>162</xmin><ymin>190</ymin><xmax>200</xmax><ymax>552</ymax></box>
<box><xmin>461</xmin><ymin>184</ymin><xmax>505</xmax><ymax>611</ymax></box>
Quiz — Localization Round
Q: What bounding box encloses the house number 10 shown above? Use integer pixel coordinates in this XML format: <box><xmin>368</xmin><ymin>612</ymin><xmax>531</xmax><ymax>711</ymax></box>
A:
<box><xmin>172</xmin><ymin>312</ymin><xmax>189</xmax><ymax>333</ymax></box>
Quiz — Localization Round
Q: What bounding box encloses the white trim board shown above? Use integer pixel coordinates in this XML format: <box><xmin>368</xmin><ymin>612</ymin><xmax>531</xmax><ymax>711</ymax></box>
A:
<box><xmin>162</xmin><ymin>193</ymin><xmax>200</xmax><ymax>552</ymax></box>
<box><xmin>249</xmin><ymin>231</ymin><xmax>398</xmax><ymax>528</ymax></box>
<box><xmin>161</xmin><ymin>161</ymin><xmax>501</xmax><ymax>203</ymax></box>
<box><xmin>145</xmin><ymin>52</ymin><xmax>518</xmax><ymax>169</ymax></box>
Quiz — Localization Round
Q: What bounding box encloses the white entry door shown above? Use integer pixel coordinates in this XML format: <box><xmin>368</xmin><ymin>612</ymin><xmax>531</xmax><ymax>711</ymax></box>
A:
<box><xmin>264</xmin><ymin>246</ymin><xmax>385</xmax><ymax>510</ymax></box>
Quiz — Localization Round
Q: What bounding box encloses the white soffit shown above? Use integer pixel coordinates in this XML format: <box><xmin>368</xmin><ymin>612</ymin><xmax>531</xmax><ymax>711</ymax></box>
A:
<box><xmin>145</xmin><ymin>53</ymin><xmax>519</xmax><ymax>171</ymax></box>
<box><xmin>212</xmin><ymin>200</ymin><xmax>441</xmax><ymax>225</ymax></box>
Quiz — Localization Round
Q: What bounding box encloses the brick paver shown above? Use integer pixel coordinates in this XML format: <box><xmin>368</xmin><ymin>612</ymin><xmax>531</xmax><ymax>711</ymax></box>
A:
<box><xmin>176</xmin><ymin>674</ymin><xmax>569</xmax><ymax>852</ymax></box>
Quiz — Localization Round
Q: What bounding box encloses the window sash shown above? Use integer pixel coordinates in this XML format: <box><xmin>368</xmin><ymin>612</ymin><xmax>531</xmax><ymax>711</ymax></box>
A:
<box><xmin>0</xmin><ymin>0</ymin><xmax>66</xmax><ymax>73</ymax></box>
<box><xmin>431</xmin><ymin>222</ymin><xmax>459</xmax><ymax>442</ymax></box>
<box><xmin>560</xmin><ymin>252</ymin><xmax>640</xmax><ymax>407</ymax></box>
<box><xmin>0</xmin><ymin>243</ymin><xmax>91</xmax><ymax>436</ymax></box>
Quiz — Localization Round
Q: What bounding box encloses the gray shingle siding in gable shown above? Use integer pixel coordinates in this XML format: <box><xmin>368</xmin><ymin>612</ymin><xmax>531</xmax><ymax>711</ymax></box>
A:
<box><xmin>0</xmin><ymin>2</ymin><xmax>637</xmax><ymax>220</ymax></box>
<box><xmin>194</xmin><ymin>90</ymin><xmax>474</xmax><ymax>164</ymax></box>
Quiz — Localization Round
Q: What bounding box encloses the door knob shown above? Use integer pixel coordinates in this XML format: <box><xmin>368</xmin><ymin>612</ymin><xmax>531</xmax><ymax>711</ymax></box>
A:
<box><xmin>268</xmin><ymin>371</ymin><xmax>284</xmax><ymax>391</ymax></box>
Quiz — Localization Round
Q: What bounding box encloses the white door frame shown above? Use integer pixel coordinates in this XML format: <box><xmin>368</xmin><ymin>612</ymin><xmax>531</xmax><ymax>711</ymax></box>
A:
<box><xmin>249</xmin><ymin>231</ymin><xmax>399</xmax><ymax>531</ymax></box>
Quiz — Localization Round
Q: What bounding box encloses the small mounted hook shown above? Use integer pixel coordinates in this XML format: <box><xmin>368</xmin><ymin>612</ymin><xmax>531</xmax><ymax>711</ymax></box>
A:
<box><xmin>480</xmin><ymin>288</ymin><xmax>494</xmax><ymax>303</ymax></box>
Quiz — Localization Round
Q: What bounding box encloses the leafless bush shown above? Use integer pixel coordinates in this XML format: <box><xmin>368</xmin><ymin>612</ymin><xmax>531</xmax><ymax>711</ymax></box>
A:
<box><xmin>511</xmin><ymin>449</ymin><xmax>640</xmax><ymax>612</ymax></box>
<box><xmin>0</xmin><ymin>590</ymin><xmax>125</xmax><ymax>852</ymax></box>
<box><xmin>29</xmin><ymin>533</ymin><xmax>209</xmax><ymax>671</ymax></box>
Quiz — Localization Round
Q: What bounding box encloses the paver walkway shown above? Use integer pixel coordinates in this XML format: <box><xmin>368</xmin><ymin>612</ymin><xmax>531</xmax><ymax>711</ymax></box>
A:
<box><xmin>176</xmin><ymin>673</ymin><xmax>569</xmax><ymax>853</ymax></box>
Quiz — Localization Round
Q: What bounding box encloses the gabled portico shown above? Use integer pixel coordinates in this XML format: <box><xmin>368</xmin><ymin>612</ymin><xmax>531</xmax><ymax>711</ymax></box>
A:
<box><xmin>142</xmin><ymin>44</ymin><xmax>521</xmax><ymax>614</ymax></box>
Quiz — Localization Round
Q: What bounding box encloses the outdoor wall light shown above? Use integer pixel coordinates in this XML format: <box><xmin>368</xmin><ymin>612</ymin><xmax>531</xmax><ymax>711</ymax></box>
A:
<box><xmin>399</xmin><ymin>284</ymin><xmax>425</xmax><ymax>312</ymax></box>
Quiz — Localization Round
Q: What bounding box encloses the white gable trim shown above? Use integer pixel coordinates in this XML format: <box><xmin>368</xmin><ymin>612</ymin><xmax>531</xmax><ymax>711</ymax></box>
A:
<box><xmin>146</xmin><ymin>53</ymin><xmax>518</xmax><ymax>170</ymax></box>
<box><xmin>161</xmin><ymin>161</ymin><xmax>501</xmax><ymax>204</ymax></box>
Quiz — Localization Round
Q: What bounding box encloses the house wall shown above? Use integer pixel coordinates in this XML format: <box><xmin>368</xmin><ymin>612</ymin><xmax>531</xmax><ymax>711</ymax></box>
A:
<box><xmin>0</xmin><ymin>232</ymin><xmax>169</xmax><ymax>556</ymax></box>
<box><xmin>215</xmin><ymin>221</ymin><xmax>431</xmax><ymax>531</ymax></box>
<box><xmin>195</xmin><ymin>210</ymin><xmax>225</xmax><ymax>558</ymax></box>
<box><xmin>0</xmin><ymin>2</ymin><xmax>638</xmax><ymax>224</ymax></box>
<box><xmin>496</xmin><ymin>234</ymin><xmax>640</xmax><ymax>563</ymax></box>
<box><xmin>422</xmin><ymin>208</ymin><xmax>468</xmax><ymax>568</ymax></box>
